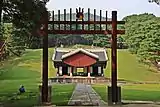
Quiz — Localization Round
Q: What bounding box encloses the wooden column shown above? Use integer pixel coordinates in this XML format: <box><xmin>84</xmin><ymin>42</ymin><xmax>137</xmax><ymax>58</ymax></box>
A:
<box><xmin>87</xmin><ymin>66</ymin><xmax>90</xmax><ymax>77</ymax></box>
<box><xmin>56</xmin><ymin>67</ymin><xmax>59</xmax><ymax>77</ymax></box>
<box><xmin>69</xmin><ymin>66</ymin><xmax>72</xmax><ymax>76</ymax></box>
<box><xmin>101</xmin><ymin>67</ymin><xmax>104</xmax><ymax>76</ymax></box>
<box><xmin>90</xmin><ymin>66</ymin><xmax>93</xmax><ymax>75</ymax></box>
<box><xmin>84</xmin><ymin>67</ymin><xmax>87</xmax><ymax>76</ymax></box>
<box><xmin>71</xmin><ymin>67</ymin><xmax>74</xmax><ymax>76</ymax></box>
<box><xmin>111</xmin><ymin>11</ymin><xmax>118</xmax><ymax>103</ymax></box>
<box><xmin>98</xmin><ymin>66</ymin><xmax>101</xmax><ymax>75</ymax></box>
<box><xmin>59</xmin><ymin>66</ymin><xmax>62</xmax><ymax>76</ymax></box>
<box><xmin>42</xmin><ymin>11</ymin><xmax>48</xmax><ymax>103</ymax></box>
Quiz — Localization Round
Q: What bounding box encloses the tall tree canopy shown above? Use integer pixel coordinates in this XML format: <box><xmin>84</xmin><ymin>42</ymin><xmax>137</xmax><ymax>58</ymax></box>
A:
<box><xmin>0</xmin><ymin>0</ymin><xmax>49</xmax><ymax>51</ymax></box>
<box><xmin>123</xmin><ymin>13</ymin><xmax>160</xmax><ymax>69</ymax></box>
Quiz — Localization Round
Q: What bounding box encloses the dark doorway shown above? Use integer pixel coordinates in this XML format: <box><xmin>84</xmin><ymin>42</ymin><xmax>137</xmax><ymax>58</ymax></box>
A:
<box><xmin>62</xmin><ymin>66</ymin><xmax>68</xmax><ymax>75</ymax></box>
<box><xmin>92</xmin><ymin>66</ymin><xmax>98</xmax><ymax>76</ymax></box>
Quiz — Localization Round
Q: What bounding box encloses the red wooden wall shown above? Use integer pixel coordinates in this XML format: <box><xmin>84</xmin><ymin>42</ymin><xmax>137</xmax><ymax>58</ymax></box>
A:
<box><xmin>63</xmin><ymin>52</ymin><xmax>97</xmax><ymax>67</ymax></box>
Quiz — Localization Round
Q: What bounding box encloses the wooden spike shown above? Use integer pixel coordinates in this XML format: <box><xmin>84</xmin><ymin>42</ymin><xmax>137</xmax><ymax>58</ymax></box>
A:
<box><xmin>106</xmin><ymin>11</ymin><xmax>107</xmax><ymax>30</ymax></box>
<box><xmin>52</xmin><ymin>11</ymin><xmax>54</xmax><ymax>30</ymax></box>
<box><xmin>82</xmin><ymin>18</ymin><xmax>84</xmax><ymax>30</ymax></box>
<box><xmin>79</xmin><ymin>7</ymin><xmax>81</xmax><ymax>12</ymax></box>
<box><xmin>70</xmin><ymin>8</ymin><xmax>72</xmax><ymax>30</ymax></box>
<box><xmin>82</xmin><ymin>8</ymin><xmax>84</xmax><ymax>30</ymax></box>
<box><xmin>76</xmin><ymin>8</ymin><xmax>78</xmax><ymax>13</ymax></box>
<box><xmin>100</xmin><ymin>10</ymin><xmax>102</xmax><ymax>30</ymax></box>
<box><xmin>94</xmin><ymin>9</ymin><xmax>96</xmax><ymax>30</ymax></box>
<box><xmin>58</xmin><ymin>10</ymin><xmax>60</xmax><ymax>30</ymax></box>
<box><xmin>64</xmin><ymin>9</ymin><xmax>66</xmax><ymax>30</ymax></box>
<box><xmin>82</xmin><ymin>8</ymin><xmax>84</xmax><ymax>13</ymax></box>
<box><xmin>88</xmin><ymin>8</ymin><xmax>90</xmax><ymax>30</ymax></box>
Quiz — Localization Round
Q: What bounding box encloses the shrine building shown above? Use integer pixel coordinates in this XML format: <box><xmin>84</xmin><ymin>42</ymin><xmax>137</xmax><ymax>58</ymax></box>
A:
<box><xmin>52</xmin><ymin>48</ymin><xmax>108</xmax><ymax>77</ymax></box>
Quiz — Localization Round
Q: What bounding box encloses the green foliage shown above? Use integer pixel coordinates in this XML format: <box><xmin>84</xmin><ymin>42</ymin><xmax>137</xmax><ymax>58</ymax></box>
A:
<box><xmin>82</xmin><ymin>24</ymin><xmax>109</xmax><ymax>47</ymax></box>
<box><xmin>123</xmin><ymin>13</ymin><xmax>156</xmax><ymax>54</ymax></box>
<box><xmin>137</xmin><ymin>22</ymin><xmax>160</xmax><ymax>65</ymax></box>
<box><xmin>123</xmin><ymin>13</ymin><xmax>160</xmax><ymax>68</ymax></box>
<box><xmin>3</xmin><ymin>23</ymin><xmax>12</xmax><ymax>39</ymax></box>
<box><xmin>1</xmin><ymin>0</ymin><xmax>49</xmax><ymax>50</ymax></box>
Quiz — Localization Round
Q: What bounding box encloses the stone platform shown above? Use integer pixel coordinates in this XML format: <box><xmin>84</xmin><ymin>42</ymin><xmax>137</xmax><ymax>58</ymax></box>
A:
<box><xmin>50</xmin><ymin>76</ymin><xmax>109</xmax><ymax>84</ymax></box>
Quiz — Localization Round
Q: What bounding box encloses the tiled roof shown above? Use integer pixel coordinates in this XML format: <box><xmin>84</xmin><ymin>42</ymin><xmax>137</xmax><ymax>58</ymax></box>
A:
<box><xmin>62</xmin><ymin>48</ymin><xmax>99</xmax><ymax>59</ymax></box>
<box><xmin>52</xmin><ymin>48</ymin><xmax>108</xmax><ymax>62</ymax></box>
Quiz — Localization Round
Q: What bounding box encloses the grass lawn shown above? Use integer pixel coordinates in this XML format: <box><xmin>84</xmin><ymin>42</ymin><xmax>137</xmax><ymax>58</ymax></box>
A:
<box><xmin>92</xmin><ymin>84</ymin><xmax>160</xmax><ymax>102</ymax></box>
<box><xmin>1</xmin><ymin>47</ymin><xmax>160</xmax><ymax>106</ymax></box>
<box><xmin>0</xmin><ymin>48</ymin><xmax>75</xmax><ymax>107</ymax></box>
<box><xmin>52</xmin><ymin>84</ymin><xmax>75</xmax><ymax>106</ymax></box>
<box><xmin>0</xmin><ymin>82</ymin><xmax>75</xmax><ymax>107</ymax></box>
<box><xmin>105</xmin><ymin>49</ymin><xmax>160</xmax><ymax>82</ymax></box>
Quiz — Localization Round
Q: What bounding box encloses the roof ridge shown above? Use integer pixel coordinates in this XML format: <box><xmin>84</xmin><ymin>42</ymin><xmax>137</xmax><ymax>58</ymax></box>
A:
<box><xmin>61</xmin><ymin>48</ymin><xmax>99</xmax><ymax>59</ymax></box>
<box><xmin>56</xmin><ymin>48</ymin><xmax>106</xmax><ymax>52</ymax></box>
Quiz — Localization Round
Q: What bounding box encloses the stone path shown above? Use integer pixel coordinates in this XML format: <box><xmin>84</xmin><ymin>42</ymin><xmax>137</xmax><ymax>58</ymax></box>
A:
<box><xmin>68</xmin><ymin>83</ymin><xmax>107</xmax><ymax>106</ymax></box>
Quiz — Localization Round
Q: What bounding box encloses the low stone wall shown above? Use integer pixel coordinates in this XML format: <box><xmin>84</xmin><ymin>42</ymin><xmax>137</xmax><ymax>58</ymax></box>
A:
<box><xmin>49</xmin><ymin>77</ymin><xmax>109</xmax><ymax>84</ymax></box>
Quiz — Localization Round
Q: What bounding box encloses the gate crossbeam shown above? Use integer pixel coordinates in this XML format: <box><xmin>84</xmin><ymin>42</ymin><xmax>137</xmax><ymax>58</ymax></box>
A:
<box><xmin>48</xmin><ymin>30</ymin><xmax>125</xmax><ymax>34</ymax></box>
<box><xmin>48</xmin><ymin>21</ymin><xmax>125</xmax><ymax>24</ymax></box>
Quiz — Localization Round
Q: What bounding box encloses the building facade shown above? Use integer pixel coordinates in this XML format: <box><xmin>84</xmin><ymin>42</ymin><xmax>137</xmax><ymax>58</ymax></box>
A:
<box><xmin>52</xmin><ymin>48</ymin><xmax>108</xmax><ymax>77</ymax></box>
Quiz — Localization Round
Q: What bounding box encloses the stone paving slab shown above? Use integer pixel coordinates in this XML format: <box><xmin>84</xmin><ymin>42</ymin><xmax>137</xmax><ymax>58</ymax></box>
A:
<box><xmin>68</xmin><ymin>83</ymin><xmax>107</xmax><ymax>106</ymax></box>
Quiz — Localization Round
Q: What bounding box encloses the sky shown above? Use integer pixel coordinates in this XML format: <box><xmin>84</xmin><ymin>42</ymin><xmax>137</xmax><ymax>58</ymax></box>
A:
<box><xmin>46</xmin><ymin>0</ymin><xmax>160</xmax><ymax>20</ymax></box>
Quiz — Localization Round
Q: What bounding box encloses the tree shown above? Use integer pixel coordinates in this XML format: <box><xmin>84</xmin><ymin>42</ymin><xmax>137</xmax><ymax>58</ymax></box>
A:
<box><xmin>123</xmin><ymin>13</ymin><xmax>156</xmax><ymax>53</ymax></box>
<box><xmin>81</xmin><ymin>24</ymin><xmax>110</xmax><ymax>47</ymax></box>
<box><xmin>123</xmin><ymin>13</ymin><xmax>160</xmax><ymax>69</ymax></box>
<box><xmin>0</xmin><ymin>0</ymin><xmax>49</xmax><ymax>50</ymax></box>
<box><xmin>137</xmin><ymin>19</ymin><xmax>160</xmax><ymax>68</ymax></box>
<box><xmin>149</xmin><ymin>0</ymin><xmax>160</xmax><ymax>5</ymax></box>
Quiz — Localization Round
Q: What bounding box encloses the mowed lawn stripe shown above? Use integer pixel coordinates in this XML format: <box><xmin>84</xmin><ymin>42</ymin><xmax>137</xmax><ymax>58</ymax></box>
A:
<box><xmin>92</xmin><ymin>84</ymin><xmax>160</xmax><ymax>102</ymax></box>
<box><xmin>105</xmin><ymin>49</ymin><xmax>160</xmax><ymax>82</ymax></box>
<box><xmin>0</xmin><ymin>48</ymin><xmax>75</xmax><ymax>107</ymax></box>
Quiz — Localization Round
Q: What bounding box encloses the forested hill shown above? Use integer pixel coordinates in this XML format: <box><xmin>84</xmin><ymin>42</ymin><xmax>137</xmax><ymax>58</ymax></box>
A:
<box><xmin>122</xmin><ymin>13</ymin><xmax>160</xmax><ymax>70</ymax></box>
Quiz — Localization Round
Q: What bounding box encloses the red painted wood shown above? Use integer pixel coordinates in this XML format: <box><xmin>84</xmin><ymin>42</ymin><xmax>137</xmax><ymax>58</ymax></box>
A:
<box><xmin>63</xmin><ymin>52</ymin><xmax>97</xmax><ymax>67</ymax></box>
<box><xmin>48</xmin><ymin>30</ymin><xmax>125</xmax><ymax>34</ymax></box>
<box><xmin>48</xmin><ymin>21</ymin><xmax>125</xmax><ymax>24</ymax></box>
<box><xmin>111</xmin><ymin>11</ymin><xmax>118</xmax><ymax>102</ymax></box>
<box><xmin>42</xmin><ymin>11</ymin><xmax>48</xmax><ymax>103</ymax></box>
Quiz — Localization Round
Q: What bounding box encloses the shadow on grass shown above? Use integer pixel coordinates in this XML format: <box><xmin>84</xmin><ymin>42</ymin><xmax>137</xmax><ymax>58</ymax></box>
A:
<box><xmin>0</xmin><ymin>92</ymin><xmax>38</xmax><ymax>107</ymax></box>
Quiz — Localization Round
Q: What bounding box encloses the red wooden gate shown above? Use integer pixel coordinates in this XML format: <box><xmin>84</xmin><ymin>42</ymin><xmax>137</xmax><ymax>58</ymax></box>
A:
<box><xmin>40</xmin><ymin>8</ymin><xmax>125</xmax><ymax>104</ymax></box>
